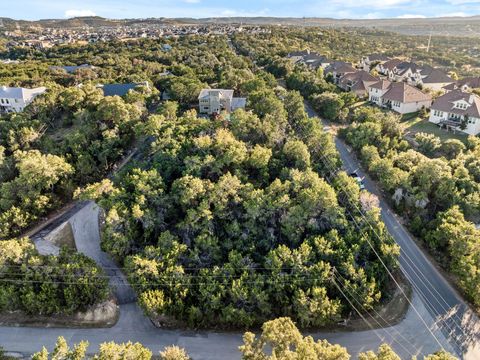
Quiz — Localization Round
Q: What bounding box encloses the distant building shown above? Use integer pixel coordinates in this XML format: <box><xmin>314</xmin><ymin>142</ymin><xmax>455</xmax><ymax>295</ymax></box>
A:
<box><xmin>338</xmin><ymin>70</ymin><xmax>379</xmax><ymax>98</ymax></box>
<box><xmin>198</xmin><ymin>89</ymin><xmax>246</xmax><ymax>115</ymax></box>
<box><xmin>377</xmin><ymin>58</ymin><xmax>403</xmax><ymax>76</ymax></box>
<box><xmin>360</xmin><ymin>54</ymin><xmax>390</xmax><ymax>71</ymax></box>
<box><xmin>98</xmin><ymin>81</ymin><xmax>149</xmax><ymax>97</ymax></box>
<box><xmin>324</xmin><ymin>61</ymin><xmax>357</xmax><ymax>84</ymax></box>
<box><xmin>443</xmin><ymin>77</ymin><xmax>480</xmax><ymax>93</ymax></box>
<box><xmin>429</xmin><ymin>90</ymin><xmax>480</xmax><ymax>135</ymax></box>
<box><xmin>368</xmin><ymin>81</ymin><xmax>432</xmax><ymax>114</ymax></box>
<box><xmin>0</xmin><ymin>86</ymin><xmax>47</xmax><ymax>114</ymax></box>
<box><xmin>410</xmin><ymin>66</ymin><xmax>454</xmax><ymax>91</ymax></box>
<box><xmin>50</xmin><ymin>64</ymin><xmax>95</xmax><ymax>74</ymax></box>
<box><xmin>379</xmin><ymin>60</ymin><xmax>453</xmax><ymax>91</ymax></box>
<box><xmin>162</xmin><ymin>44</ymin><xmax>172</xmax><ymax>52</ymax></box>
<box><xmin>286</xmin><ymin>50</ymin><xmax>332</xmax><ymax>69</ymax></box>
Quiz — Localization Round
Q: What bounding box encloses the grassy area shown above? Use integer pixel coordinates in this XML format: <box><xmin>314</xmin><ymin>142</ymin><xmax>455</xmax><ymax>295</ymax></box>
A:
<box><xmin>402</xmin><ymin>115</ymin><xmax>468</xmax><ymax>143</ymax></box>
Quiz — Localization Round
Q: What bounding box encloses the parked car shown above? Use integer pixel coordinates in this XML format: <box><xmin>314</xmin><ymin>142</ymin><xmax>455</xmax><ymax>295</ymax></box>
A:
<box><xmin>349</xmin><ymin>172</ymin><xmax>365</xmax><ymax>190</ymax></box>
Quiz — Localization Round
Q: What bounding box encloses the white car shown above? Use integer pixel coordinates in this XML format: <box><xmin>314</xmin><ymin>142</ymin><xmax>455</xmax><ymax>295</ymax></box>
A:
<box><xmin>350</xmin><ymin>172</ymin><xmax>365</xmax><ymax>190</ymax></box>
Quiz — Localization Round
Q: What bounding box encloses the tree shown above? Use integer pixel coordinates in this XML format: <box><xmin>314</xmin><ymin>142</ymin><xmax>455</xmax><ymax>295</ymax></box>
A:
<box><xmin>310</xmin><ymin>92</ymin><xmax>345</xmax><ymax>121</ymax></box>
<box><xmin>440</xmin><ymin>139</ymin><xmax>466</xmax><ymax>160</ymax></box>
<box><xmin>160</xmin><ymin>346</ymin><xmax>190</xmax><ymax>360</ymax></box>
<box><xmin>415</xmin><ymin>132</ymin><xmax>441</xmax><ymax>156</ymax></box>
<box><xmin>239</xmin><ymin>317</ymin><xmax>350</xmax><ymax>360</ymax></box>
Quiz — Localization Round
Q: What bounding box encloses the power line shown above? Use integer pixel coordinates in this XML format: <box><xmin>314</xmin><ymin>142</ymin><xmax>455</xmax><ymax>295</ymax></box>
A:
<box><xmin>319</xmin><ymin>145</ymin><xmax>468</xmax><ymax>354</ymax></box>
<box><xmin>317</xmin><ymin>151</ymin><xmax>445</xmax><ymax>351</ymax></box>
<box><xmin>332</xmin><ymin>268</ymin><xmax>416</xmax><ymax>358</ymax></box>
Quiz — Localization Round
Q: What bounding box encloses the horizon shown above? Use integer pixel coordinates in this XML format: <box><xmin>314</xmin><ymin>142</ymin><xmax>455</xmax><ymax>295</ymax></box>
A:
<box><xmin>2</xmin><ymin>0</ymin><xmax>480</xmax><ymax>22</ymax></box>
<box><xmin>4</xmin><ymin>14</ymin><xmax>480</xmax><ymax>22</ymax></box>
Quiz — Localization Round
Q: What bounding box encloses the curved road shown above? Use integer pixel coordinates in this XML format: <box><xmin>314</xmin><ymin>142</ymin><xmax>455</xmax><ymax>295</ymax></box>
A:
<box><xmin>1</xmin><ymin>110</ymin><xmax>479</xmax><ymax>358</ymax></box>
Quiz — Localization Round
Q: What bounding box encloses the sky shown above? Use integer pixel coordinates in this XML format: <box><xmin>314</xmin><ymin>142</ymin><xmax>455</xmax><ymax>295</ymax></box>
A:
<box><xmin>2</xmin><ymin>0</ymin><xmax>479</xmax><ymax>20</ymax></box>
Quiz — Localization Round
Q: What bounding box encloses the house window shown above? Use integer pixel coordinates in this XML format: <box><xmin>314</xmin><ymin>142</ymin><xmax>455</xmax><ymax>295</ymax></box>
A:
<box><xmin>14</xmin><ymin>99</ymin><xmax>18</xmax><ymax>103</ymax></box>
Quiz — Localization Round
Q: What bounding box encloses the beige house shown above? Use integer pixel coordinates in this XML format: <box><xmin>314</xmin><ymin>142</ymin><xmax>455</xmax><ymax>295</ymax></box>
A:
<box><xmin>198</xmin><ymin>89</ymin><xmax>246</xmax><ymax>115</ymax></box>
<box><xmin>338</xmin><ymin>70</ymin><xmax>379</xmax><ymax>98</ymax></box>
<box><xmin>324</xmin><ymin>61</ymin><xmax>356</xmax><ymax>84</ymax></box>
<box><xmin>368</xmin><ymin>81</ymin><xmax>432</xmax><ymax>114</ymax></box>
<box><xmin>429</xmin><ymin>90</ymin><xmax>480</xmax><ymax>135</ymax></box>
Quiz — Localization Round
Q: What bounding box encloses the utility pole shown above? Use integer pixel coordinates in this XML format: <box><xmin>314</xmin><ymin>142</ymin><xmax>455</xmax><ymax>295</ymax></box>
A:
<box><xmin>426</xmin><ymin>28</ymin><xmax>432</xmax><ymax>53</ymax></box>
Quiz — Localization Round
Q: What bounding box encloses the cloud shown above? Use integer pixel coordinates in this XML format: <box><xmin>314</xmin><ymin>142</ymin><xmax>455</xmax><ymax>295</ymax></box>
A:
<box><xmin>437</xmin><ymin>11</ymin><xmax>469</xmax><ymax>16</ymax></box>
<box><xmin>64</xmin><ymin>9</ymin><xmax>96</xmax><ymax>18</ymax></box>
<box><xmin>397</xmin><ymin>14</ymin><xmax>427</xmax><ymax>18</ymax></box>
<box><xmin>446</xmin><ymin>0</ymin><xmax>480</xmax><ymax>4</ymax></box>
<box><xmin>330</xmin><ymin>0</ymin><xmax>411</xmax><ymax>8</ymax></box>
<box><xmin>183</xmin><ymin>0</ymin><xmax>201</xmax><ymax>3</ymax></box>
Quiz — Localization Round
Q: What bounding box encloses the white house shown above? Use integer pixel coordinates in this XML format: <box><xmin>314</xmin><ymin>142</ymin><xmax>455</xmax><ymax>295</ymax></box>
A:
<box><xmin>368</xmin><ymin>79</ymin><xmax>392</xmax><ymax>106</ymax></box>
<box><xmin>443</xmin><ymin>77</ymin><xmax>480</xmax><ymax>93</ymax></box>
<box><xmin>367</xmin><ymin>81</ymin><xmax>432</xmax><ymax>114</ymax></box>
<box><xmin>409</xmin><ymin>66</ymin><xmax>453</xmax><ymax>91</ymax></box>
<box><xmin>0</xmin><ymin>86</ymin><xmax>47</xmax><ymax>114</ymax></box>
<box><xmin>359</xmin><ymin>54</ymin><xmax>390</xmax><ymax>72</ymax></box>
<box><xmin>377</xmin><ymin>58</ymin><xmax>403</xmax><ymax>76</ymax></box>
<box><xmin>198</xmin><ymin>89</ymin><xmax>246</xmax><ymax>115</ymax></box>
<box><xmin>429</xmin><ymin>90</ymin><xmax>480</xmax><ymax>135</ymax></box>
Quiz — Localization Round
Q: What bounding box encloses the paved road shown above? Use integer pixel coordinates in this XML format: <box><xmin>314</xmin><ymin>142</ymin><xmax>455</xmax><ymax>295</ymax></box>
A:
<box><xmin>304</xmin><ymin>101</ymin><xmax>480</xmax><ymax>359</ymax></box>
<box><xmin>1</xmin><ymin>107</ymin><xmax>478</xmax><ymax>358</ymax></box>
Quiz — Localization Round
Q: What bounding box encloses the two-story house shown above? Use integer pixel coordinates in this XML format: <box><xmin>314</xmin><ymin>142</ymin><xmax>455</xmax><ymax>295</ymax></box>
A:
<box><xmin>377</xmin><ymin>58</ymin><xmax>403</xmax><ymax>76</ymax></box>
<box><xmin>429</xmin><ymin>90</ymin><xmax>480</xmax><ymax>135</ymax></box>
<box><xmin>0</xmin><ymin>86</ymin><xmax>47</xmax><ymax>114</ymax></box>
<box><xmin>409</xmin><ymin>66</ymin><xmax>454</xmax><ymax>91</ymax></box>
<box><xmin>359</xmin><ymin>54</ymin><xmax>390</xmax><ymax>72</ymax></box>
<box><xmin>443</xmin><ymin>77</ymin><xmax>480</xmax><ymax>93</ymax></box>
<box><xmin>324</xmin><ymin>61</ymin><xmax>357</xmax><ymax>84</ymax></box>
<box><xmin>198</xmin><ymin>89</ymin><xmax>246</xmax><ymax>115</ymax></box>
<box><xmin>338</xmin><ymin>70</ymin><xmax>379</xmax><ymax>98</ymax></box>
<box><xmin>367</xmin><ymin>81</ymin><xmax>432</xmax><ymax>114</ymax></box>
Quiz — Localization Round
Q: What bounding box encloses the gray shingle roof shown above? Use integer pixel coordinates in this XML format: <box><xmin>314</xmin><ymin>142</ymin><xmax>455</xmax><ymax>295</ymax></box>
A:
<box><xmin>431</xmin><ymin>90</ymin><xmax>480</xmax><ymax>118</ymax></box>
<box><xmin>100</xmin><ymin>83</ymin><xmax>143</xmax><ymax>97</ymax></box>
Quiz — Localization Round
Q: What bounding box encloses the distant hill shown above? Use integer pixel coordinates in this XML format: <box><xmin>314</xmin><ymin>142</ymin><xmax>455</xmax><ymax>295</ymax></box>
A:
<box><xmin>1</xmin><ymin>15</ymin><xmax>480</xmax><ymax>37</ymax></box>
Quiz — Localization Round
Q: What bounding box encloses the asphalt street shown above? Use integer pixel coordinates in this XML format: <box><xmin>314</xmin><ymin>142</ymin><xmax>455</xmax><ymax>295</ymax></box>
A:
<box><xmin>0</xmin><ymin>104</ymin><xmax>478</xmax><ymax>359</ymax></box>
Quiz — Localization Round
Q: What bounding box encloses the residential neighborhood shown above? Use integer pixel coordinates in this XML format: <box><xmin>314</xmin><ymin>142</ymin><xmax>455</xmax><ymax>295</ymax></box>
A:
<box><xmin>1</xmin><ymin>6</ymin><xmax>480</xmax><ymax>360</ymax></box>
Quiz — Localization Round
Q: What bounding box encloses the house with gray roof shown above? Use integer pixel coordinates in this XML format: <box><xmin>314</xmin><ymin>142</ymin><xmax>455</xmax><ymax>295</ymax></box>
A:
<box><xmin>377</xmin><ymin>58</ymin><xmax>403</xmax><ymax>76</ymax></box>
<box><xmin>429</xmin><ymin>89</ymin><xmax>480</xmax><ymax>135</ymax></box>
<box><xmin>360</xmin><ymin>54</ymin><xmax>391</xmax><ymax>71</ymax></box>
<box><xmin>443</xmin><ymin>77</ymin><xmax>480</xmax><ymax>93</ymax></box>
<box><xmin>98</xmin><ymin>81</ymin><xmax>149</xmax><ymax>97</ymax></box>
<box><xmin>286</xmin><ymin>50</ymin><xmax>332</xmax><ymax>70</ymax></box>
<box><xmin>0</xmin><ymin>86</ymin><xmax>47</xmax><ymax>114</ymax></box>
<box><xmin>198</xmin><ymin>88</ymin><xmax>246</xmax><ymax>115</ymax></box>
<box><xmin>50</xmin><ymin>64</ymin><xmax>95</xmax><ymax>74</ymax></box>
<box><xmin>411</xmin><ymin>66</ymin><xmax>454</xmax><ymax>91</ymax></box>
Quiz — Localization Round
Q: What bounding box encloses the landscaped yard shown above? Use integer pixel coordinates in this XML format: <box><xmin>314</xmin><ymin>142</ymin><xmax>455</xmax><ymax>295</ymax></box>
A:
<box><xmin>402</xmin><ymin>113</ymin><xmax>468</xmax><ymax>143</ymax></box>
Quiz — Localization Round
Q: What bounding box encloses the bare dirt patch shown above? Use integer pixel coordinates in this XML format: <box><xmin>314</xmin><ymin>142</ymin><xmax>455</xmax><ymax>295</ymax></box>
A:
<box><xmin>0</xmin><ymin>300</ymin><xmax>119</xmax><ymax>328</ymax></box>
